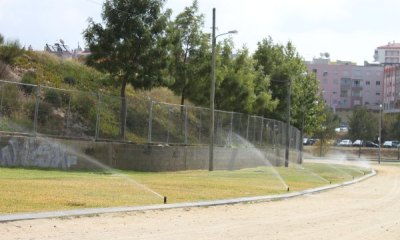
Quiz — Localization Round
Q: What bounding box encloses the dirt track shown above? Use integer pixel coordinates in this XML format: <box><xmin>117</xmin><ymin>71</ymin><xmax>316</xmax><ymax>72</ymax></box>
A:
<box><xmin>1</xmin><ymin>163</ymin><xmax>400</xmax><ymax>240</ymax></box>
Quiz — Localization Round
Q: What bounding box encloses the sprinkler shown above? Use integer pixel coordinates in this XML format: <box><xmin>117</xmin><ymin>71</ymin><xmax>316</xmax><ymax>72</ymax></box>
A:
<box><xmin>164</xmin><ymin>196</ymin><xmax>167</xmax><ymax>204</ymax></box>
<box><xmin>287</xmin><ymin>187</ymin><xmax>290</xmax><ymax>192</ymax></box>
<box><xmin>329</xmin><ymin>181</ymin><xmax>332</xmax><ymax>184</ymax></box>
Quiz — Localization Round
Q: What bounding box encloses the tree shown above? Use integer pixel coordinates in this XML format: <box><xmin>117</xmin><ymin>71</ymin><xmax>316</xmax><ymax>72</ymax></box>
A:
<box><xmin>314</xmin><ymin>105</ymin><xmax>340</xmax><ymax>156</ymax></box>
<box><xmin>166</xmin><ymin>0</ymin><xmax>208</xmax><ymax>106</ymax></box>
<box><xmin>253</xmin><ymin>37</ymin><xmax>323</xmax><ymax>133</ymax></box>
<box><xmin>83</xmin><ymin>0</ymin><xmax>170</xmax><ymax>138</ymax></box>
<box><xmin>348</xmin><ymin>107</ymin><xmax>378</xmax><ymax>141</ymax></box>
<box><xmin>291</xmin><ymin>71</ymin><xmax>324</xmax><ymax>136</ymax></box>
<box><xmin>215</xmin><ymin>41</ymin><xmax>277</xmax><ymax>114</ymax></box>
<box><xmin>0</xmin><ymin>34</ymin><xmax>4</xmax><ymax>45</ymax></box>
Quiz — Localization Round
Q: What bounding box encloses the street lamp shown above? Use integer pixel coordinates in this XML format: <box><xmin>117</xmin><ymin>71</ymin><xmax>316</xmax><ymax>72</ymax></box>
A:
<box><xmin>379</xmin><ymin>104</ymin><xmax>382</xmax><ymax>164</ymax></box>
<box><xmin>209</xmin><ymin>8</ymin><xmax>238</xmax><ymax>171</ymax></box>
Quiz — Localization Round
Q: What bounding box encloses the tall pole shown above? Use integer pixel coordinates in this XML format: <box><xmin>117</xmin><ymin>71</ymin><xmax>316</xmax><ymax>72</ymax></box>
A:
<box><xmin>285</xmin><ymin>79</ymin><xmax>291</xmax><ymax>167</ymax></box>
<box><xmin>379</xmin><ymin>104</ymin><xmax>382</xmax><ymax>164</ymax></box>
<box><xmin>300</xmin><ymin>109</ymin><xmax>304</xmax><ymax>164</ymax></box>
<box><xmin>209</xmin><ymin>8</ymin><xmax>216</xmax><ymax>171</ymax></box>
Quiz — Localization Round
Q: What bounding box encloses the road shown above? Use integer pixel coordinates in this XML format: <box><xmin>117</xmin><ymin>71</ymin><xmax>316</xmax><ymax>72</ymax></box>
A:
<box><xmin>1</xmin><ymin>163</ymin><xmax>400</xmax><ymax>240</ymax></box>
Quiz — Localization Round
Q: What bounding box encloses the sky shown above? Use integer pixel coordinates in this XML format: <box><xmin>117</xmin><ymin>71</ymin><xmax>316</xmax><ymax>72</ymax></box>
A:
<box><xmin>1</xmin><ymin>0</ymin><xmax>400</xmax><ymax>65</ymax></box>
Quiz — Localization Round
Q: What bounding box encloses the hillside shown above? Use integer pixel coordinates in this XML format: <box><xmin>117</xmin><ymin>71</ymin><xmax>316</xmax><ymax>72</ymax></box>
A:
<box><xmin>3</xmin><ymin>50</ymin><xmax>183</xmax><ymax>103</ymax></box>
<box><xmin>0</xmin><ymin>50</ymin><xmax>188</xmax><ymax>143</ymax></box>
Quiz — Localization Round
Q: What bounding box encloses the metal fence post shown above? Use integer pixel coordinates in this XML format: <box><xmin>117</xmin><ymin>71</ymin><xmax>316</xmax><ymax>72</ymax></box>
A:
<box><xmin>253</xmin><ymin>116</ymin><xmax>256</xmax><ymax>143</ymax></box>
<box><xmin>184</xmin><ymin>105</ymin><xmax>188</xmax><ymax>144</ymax></box>
<box><xmin>198</xmin><ymin>108</ymin><xmax>202</xmax><ymax>143</ymax></box>
<box><xmin>33</xmin><ymin>85</ymin><xmax>40</xmax><ymax>136</ymax></box>
<box><xmin>246</xmin><ymin>115</ymin><xmax>250</xmax><ymax>141</ymax></box>
<box><xmin>167</xmin><ymin>106</ymin><xmax>171</xmax><ymax>144</ymax></box>
<box><xmin>123</xmin><ymin>96</ymin><xmax>128</xmax><ymax>141</ymax></box>
<box><xmin>229</xmin><ymin>112</ymin><xmax>234</xmax><ymax>146</ymax></box>
<box><xmin>0</xmin><ymin>82</ymin><xmax>4</xmax><ymax>115</ymax></box>
<box><xmin>65</xmin><ymin>91</ymin><xmax>71</xmax><ymax>137</ymax></box>
<box><xmin>95</xmin><ymin>92</ymin><xmax>102</xmax><ymax>141</ymax></box>
<box><xmin>147</xmin><ymin>98</ymin><xmax>153</xmax><ymax>143</ymax></box>
<box><xmin>260</xmin><ymin>118</ymin><xmax>264</xmax><ymax>146</ymax></box>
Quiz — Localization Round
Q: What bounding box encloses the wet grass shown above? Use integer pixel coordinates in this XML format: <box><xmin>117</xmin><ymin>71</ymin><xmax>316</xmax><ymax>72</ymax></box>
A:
<box><xmin>0</xmin><ymin>163</ymin><xmax>372</xmax><ymax>214</ymax></box>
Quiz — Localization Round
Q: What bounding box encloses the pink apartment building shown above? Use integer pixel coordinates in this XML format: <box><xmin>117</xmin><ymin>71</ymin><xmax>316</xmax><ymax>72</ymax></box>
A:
<box><xmin>383</xmin><ymin>65</ymin><xmax>400</xmax><ymax>112</ymax></box>
<box><xmin>374</xmin><ymin>42</ymin><xmax>400</xmax><ymax>112</ymax></box>
<box><xmin>307</xmin><ymin>58</ymin><xmax>383</xmax><ymax>111</ymax></box>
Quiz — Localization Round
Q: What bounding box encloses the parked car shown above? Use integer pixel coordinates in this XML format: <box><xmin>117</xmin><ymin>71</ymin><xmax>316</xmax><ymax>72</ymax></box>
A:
<box><xmin>304</xmin><ymin>138</ymin><xmax>317</xmax><ymax>146</ymax></box>
<box><xmin>352</xmin><ymin>140</ymin><xmax>363</xmax><ymax>147</ymax></box>
<box><xmin>338</xmin><ymin>139</ymin><xmax>352</xmax><ymax>147</ymax></box>
<box><xmin>383</xmin><ymin>141</ymin><xmax>400</xmax><ymax>148</ymax></box>
<box><xmin>364</xmin><ymin>141</ymin><xmax>379</xmax><ymax>148</ymax></box>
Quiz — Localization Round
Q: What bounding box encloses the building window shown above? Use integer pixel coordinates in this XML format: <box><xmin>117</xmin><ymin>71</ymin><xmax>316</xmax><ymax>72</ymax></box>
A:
<box><xmin>341</xmin><ymin>78</ymin><xmax>351</xmax><ymax>86</ymax></box>
<box><xmin>352</xmin><ymin>91</ymin><xmax>361</xmax><ymax>97</ymax></box>
<box><xmin>323</xmin><ymin>72</ymin><xmax>328</xmax><ymax>76</ymax></box>
<box><xmin>366</xmin><ymin>81</ymin><xmax>370</xmax><ymax>86</ymax></box>
<box><xmin>353</xmin><ymin>79</ymin><xmax>361</xmax><ymax>87</ymax></box>
<box><xmin>376</xmin><ymin>92</ymin><xmax>381</xmax><ymax>96</ymax></box>
<box><xmin>376</xmin><ymin>81</ymin><xmax>381</xmax><ymax>86</ymax></box>
<box><xmin>341</xmin><ymin>90</ymin><xmax>348</xmax><ymax>97</ymax></box>
<box><xmin>365</xmin><ymin>101</ymin><xmax>370</xmax><ymax>105</ymax></box>
<box><xmin>312</xmin><ymin>69</ymin><xmax>317</xmax><ymax>73</ymax></box>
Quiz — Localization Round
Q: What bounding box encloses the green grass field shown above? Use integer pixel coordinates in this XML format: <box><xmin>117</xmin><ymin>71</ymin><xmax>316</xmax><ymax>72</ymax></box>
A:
<box><xmin>0</xmin><ymin>163</ymin><xmax>371</xmax><ymax>214</ymax></box>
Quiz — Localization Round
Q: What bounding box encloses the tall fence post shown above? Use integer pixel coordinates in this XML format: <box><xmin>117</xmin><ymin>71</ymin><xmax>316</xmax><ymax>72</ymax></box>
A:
<box><xmin>184</xmin><ymin>105</ymin><xmax>188</xmax><ymax>144</ymax></box>
<box><xmin>260</xmin><ymin>118</ymin><xmax>264</xmax><ymax>146</ymax></box>
<box><xmin>147</xmin><ymin>98</ymin><xmax>153</xmax><ymax>143</ymax></box>
<box><xmin>95</xmin><ymin>92</ymin><xmax>102</xmax><ymax>141</ymax></box>
<box><xmin>167</xmin><ymin>106</ymin><xmax>171</xmax><ymax>144</ymax></box>
<box><xmin>33</xmin><ymin>85</ymin><xmax>41</xmax><ymax>136</ymax></box>
<box><xmin>229</xmin><ymin>112</ymin><xmax>234</xmax><ymax>146</ymax></box>
<box><xmin>198</xmin><ymin>108</ymin><xmax>202</xmax><ymax>143</ymax></box>
<box><xmin>0</xmin><ymin>82</ymin><xmax>4</xmax><ymax>115</ymax></box>
<box><xmin>123</xmin><ymin>96</ymin><xmax>127</xmax><ymax>141</ymax></box>
<box><xmin>246</xmin><ymin>115</ymin><xmax>250</xmax><ymax>141</ymax></box>
<box><xmin>65</xmin><ymin>90</ymin><xmax>71</xmax><ymax>137</ymax></box>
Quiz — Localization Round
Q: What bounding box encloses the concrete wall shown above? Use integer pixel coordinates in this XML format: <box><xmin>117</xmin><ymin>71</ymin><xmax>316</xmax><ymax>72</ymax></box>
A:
<box><xmin>0</xmin><ymin>135</ymin><xmax>298</xmax><ymax>171</ymax></box>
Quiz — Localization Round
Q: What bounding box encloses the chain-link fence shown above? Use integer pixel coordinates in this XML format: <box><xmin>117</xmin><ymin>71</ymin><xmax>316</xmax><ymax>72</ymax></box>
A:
<box><xmin>0</xmin><ymin>80</ymin><xmax>301</xmax><ymax>153</ymax></box>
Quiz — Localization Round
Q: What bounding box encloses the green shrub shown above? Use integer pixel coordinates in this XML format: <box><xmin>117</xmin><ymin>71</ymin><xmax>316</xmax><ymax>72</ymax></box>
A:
<box><xmin>71</xmin><ymin>93</ymin><xmax>97</xmax><ymax>119</ymax></box>
<box><xmin>0</xmin><ymin>40</ymin><xmax>23</xmax><ymax>64</ymax></box>
<box><xmin>60</xmin><ymin>91</ymin><xmax>72</xmax><ymax>105</ymax></box>
<box><xmin>0</xmin><ymin>84</ymin><xmax>21</xmax><ymax>116</ymax></box>
<box><xmin>27</xmin><ymin>101</ymin><xmax>52</xmax><ymax>125</ymax></box>
<box><xmin>20</xmin><ymin>72</ymin><xmax>36</xmax><ymax>95</ymax></box>
<box><xmin>63</xmin><ymin>76</ymin><xmax>76</xmax><ymax>85</ymax></box>
<box><xmin>44</xmin><ymin>88</ymin><xmax>62</xmax><ymax>106</ymax></box>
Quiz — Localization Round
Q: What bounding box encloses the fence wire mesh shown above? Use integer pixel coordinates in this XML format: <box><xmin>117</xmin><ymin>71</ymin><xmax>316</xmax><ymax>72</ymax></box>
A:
<box><xmin>0</xmin><ymin>80</ymin><xmax>301</xmax><ymax>155</ymax></box>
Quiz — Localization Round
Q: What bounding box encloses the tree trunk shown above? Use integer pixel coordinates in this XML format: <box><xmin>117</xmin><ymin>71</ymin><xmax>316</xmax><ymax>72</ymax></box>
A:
<box><xmin>120</xmin><ymin>78</ymin><xmax>128</xmax><ymax>139</ymax></box>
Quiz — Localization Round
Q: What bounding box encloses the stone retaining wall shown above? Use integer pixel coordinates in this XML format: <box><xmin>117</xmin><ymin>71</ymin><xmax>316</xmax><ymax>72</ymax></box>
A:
<box><xmin>0</xmin><ymin>135</ymin><xmax>298</xmax><ymax>171</ymax></box>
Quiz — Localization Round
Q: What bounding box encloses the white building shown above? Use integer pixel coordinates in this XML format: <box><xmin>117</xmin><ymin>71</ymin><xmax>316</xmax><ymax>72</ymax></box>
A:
<box><xmin>374</xmin><ymin>41</ymin><xmax>400</xmax><ymax>64</ymax></box>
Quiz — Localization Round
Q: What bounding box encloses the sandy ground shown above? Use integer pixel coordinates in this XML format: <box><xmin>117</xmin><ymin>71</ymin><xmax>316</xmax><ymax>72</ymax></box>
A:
<box><xmin>1</xmin><ymin>163</ymin><xmax>400</xmax><ymax>240</ymax></box>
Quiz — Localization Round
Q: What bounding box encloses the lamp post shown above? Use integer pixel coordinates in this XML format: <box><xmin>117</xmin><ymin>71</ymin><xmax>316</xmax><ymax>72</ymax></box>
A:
<box><xmin>209</xmin><ymin>8</ymin><xmax>238</xmax><ymax>171</ymax></box>
<box><xmin>379</xmin><ymin>104</ymin><xmax>382</xmax><ymax>164</ymax></box>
